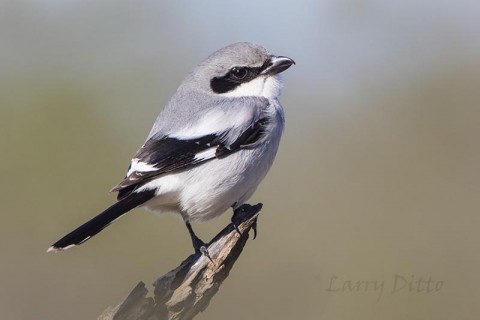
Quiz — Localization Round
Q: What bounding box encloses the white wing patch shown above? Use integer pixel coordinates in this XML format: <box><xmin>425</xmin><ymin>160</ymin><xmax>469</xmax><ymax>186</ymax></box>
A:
<box><xmin>193</xmin><ymin>147</ymin><xmax>217</xmax><ymax>162</ymax></box>
<box><xmin>170</xmin><ymin>107</ymin><xmax>252</xmax><ymax>139</ymax></box>
<box><xmin>128</xmin><ymin>158</ymin><xmax>158</xmax><ymax>175</ymax></box>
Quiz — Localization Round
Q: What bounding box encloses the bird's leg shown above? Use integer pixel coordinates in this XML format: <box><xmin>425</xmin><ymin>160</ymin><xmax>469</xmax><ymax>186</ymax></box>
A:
<box><xmin>185</xmin><ymin>221</ymin><xmax>212</xmax><ymax>261</ymax></box>
<box><xmin>231</xmin><ymin>203</ymin><xmax>262</xmax><ymax>239</ymax></box>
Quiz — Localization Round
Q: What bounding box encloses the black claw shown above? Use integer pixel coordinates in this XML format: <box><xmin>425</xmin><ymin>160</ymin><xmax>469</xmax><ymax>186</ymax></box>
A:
<box><xmin>252</xmin><ymin>217</ymin><xmax>258</xmax><ymax>240</ymax></box>
<box><xmin>192</xmin><ymin>237</ymin><xmax>213</xmax><ymax>262</ymax></box>
<box><xmin>231</xmin><ymin>203</ymin><xmax>263</xmax><ymax>237</ymax></box>
<box><xmin>231</xmin><ymin>204</ymin><xmax>249</xmax><ymax>235</ymax></box>
<box><xmin>233</xmin><ymin>224</ymin><xmax>241</xmax><ymax>236</ymax></box>
<box><xmin>191</xmin><ymin>236</ymin><xmax>205</xmax><ymax>253</ymax></box>
<box><xmin>186</xmin><ymin>221</ymin><xmax>212</xmax><ymax>261</ymax></box>
<box><xmin>200</xmin><ymin>246</ymin><xmax>213</xmax><ymax>262</ymax></box>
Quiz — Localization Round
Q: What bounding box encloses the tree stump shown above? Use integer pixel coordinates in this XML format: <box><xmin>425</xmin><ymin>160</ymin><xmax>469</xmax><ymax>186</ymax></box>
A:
<box><xmin>99</xmin><ymin>203</ymin><xmax>263</xmax><ymax>320</ymax></box>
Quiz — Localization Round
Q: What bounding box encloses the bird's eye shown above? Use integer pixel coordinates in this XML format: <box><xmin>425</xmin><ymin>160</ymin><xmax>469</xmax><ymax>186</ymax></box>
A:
<box><xmin>230</xmin><ymin>67</ymin><xmax>248</xmax><ymax>80</ymax></box>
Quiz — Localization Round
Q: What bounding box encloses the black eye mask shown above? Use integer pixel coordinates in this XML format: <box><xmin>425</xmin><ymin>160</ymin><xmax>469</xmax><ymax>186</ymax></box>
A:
<box><xmin>210</xmin><ymin>61</ymin><xmax>270</xmax><ymax>94</ymax></box>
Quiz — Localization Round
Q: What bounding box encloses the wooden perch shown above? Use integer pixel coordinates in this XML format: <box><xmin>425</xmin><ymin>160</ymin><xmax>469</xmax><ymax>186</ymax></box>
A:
<box><xmin>98</xmin><ymin>203</ymin><xmax>263</xmax><ymax>320</ymax></box>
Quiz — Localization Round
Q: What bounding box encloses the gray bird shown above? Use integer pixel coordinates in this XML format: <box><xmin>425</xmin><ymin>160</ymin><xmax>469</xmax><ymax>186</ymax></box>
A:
<box><xmin>48</xmin><ymin>42</ymin><xmax>294</xmax><ymax>254</ymax></box>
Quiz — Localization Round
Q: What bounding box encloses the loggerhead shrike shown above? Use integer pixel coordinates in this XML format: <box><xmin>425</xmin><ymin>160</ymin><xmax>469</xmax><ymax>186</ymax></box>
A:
<box><xmin>48</xmin><ymin>42</ymin><xmax>294</xmax><ymax>254</ymax></box>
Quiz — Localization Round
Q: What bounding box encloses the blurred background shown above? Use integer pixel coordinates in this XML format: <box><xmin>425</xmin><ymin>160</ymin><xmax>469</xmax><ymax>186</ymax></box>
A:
<box><xmin>1</xmin><ymin>0</ymin><xmax>479</xmax><ymax>319</ymax></box>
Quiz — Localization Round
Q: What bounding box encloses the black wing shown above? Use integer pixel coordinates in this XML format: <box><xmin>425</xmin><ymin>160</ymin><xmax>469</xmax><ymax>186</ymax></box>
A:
<box><xmin>112</xmin><ymin>117</ymin><xmax>270</xmax><ymax>200</ymax></box>
<box><xmin>216</xmin><ymin>117</ymin><xmax>270</xmax><ymax>158</ymax></box>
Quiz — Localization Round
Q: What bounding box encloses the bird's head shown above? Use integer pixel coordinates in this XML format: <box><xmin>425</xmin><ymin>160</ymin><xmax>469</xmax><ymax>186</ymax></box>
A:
<box><xmin>187</xmin><ymin>42</ymin><xmax>295</xmax><ymax>100</ymax></box>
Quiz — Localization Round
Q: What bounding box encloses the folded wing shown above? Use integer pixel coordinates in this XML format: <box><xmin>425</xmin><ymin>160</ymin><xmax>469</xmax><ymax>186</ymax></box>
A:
<box><xmin>112</xmin><ymin>117</ymin><xmax>270</xmax><ymax>200</ymax></box>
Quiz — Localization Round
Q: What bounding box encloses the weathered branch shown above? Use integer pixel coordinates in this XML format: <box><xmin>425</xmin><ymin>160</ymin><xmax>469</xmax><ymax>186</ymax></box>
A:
<box><xmin>98</xmin><ymin>203</ymin><xmax>263</xmax><ymax>320</ymax></box>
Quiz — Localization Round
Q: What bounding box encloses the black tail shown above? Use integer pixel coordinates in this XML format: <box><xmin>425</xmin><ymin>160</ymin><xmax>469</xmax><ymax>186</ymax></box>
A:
<box><xmin>47</xmin><ymin>190</ymin><xmax>155</xmax><ymax>252</ymax></box>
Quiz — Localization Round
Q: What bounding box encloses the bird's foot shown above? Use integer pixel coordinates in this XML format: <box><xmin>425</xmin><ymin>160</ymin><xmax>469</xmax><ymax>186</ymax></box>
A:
<box><xmin>231</xmin><ymin>203</ymin><xmax>263</xmax><ymax>239</ymax></box>
<box><xmin>186</xmin><ymin>221</ymin><xmax>213</xmax><ymax>262</ymax></box>
<box><xmin>192</xmin><ymin>235</ymin><xmax>213</xmax><ymax>262</ymax></box>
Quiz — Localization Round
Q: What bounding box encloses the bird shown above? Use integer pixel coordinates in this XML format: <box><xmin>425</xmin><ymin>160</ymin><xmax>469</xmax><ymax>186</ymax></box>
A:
<box><xmin>47</xmin><ymin>42</ymin><xmax>294</xmax><ymax>254</ymax></box>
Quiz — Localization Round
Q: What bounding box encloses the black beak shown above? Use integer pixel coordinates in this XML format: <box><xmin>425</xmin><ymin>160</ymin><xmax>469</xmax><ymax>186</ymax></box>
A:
<box><xmin>261</xmin><ymin>56</ymin><xmax>295</xmax><ymax>75</ymax></box>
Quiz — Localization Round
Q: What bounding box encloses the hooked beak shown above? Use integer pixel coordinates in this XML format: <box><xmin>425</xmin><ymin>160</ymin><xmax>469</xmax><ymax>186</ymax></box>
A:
<box><xmin>261</xmin><ymin>55</ymin><xmax>295</xmax><ymax>75</ymax></box>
